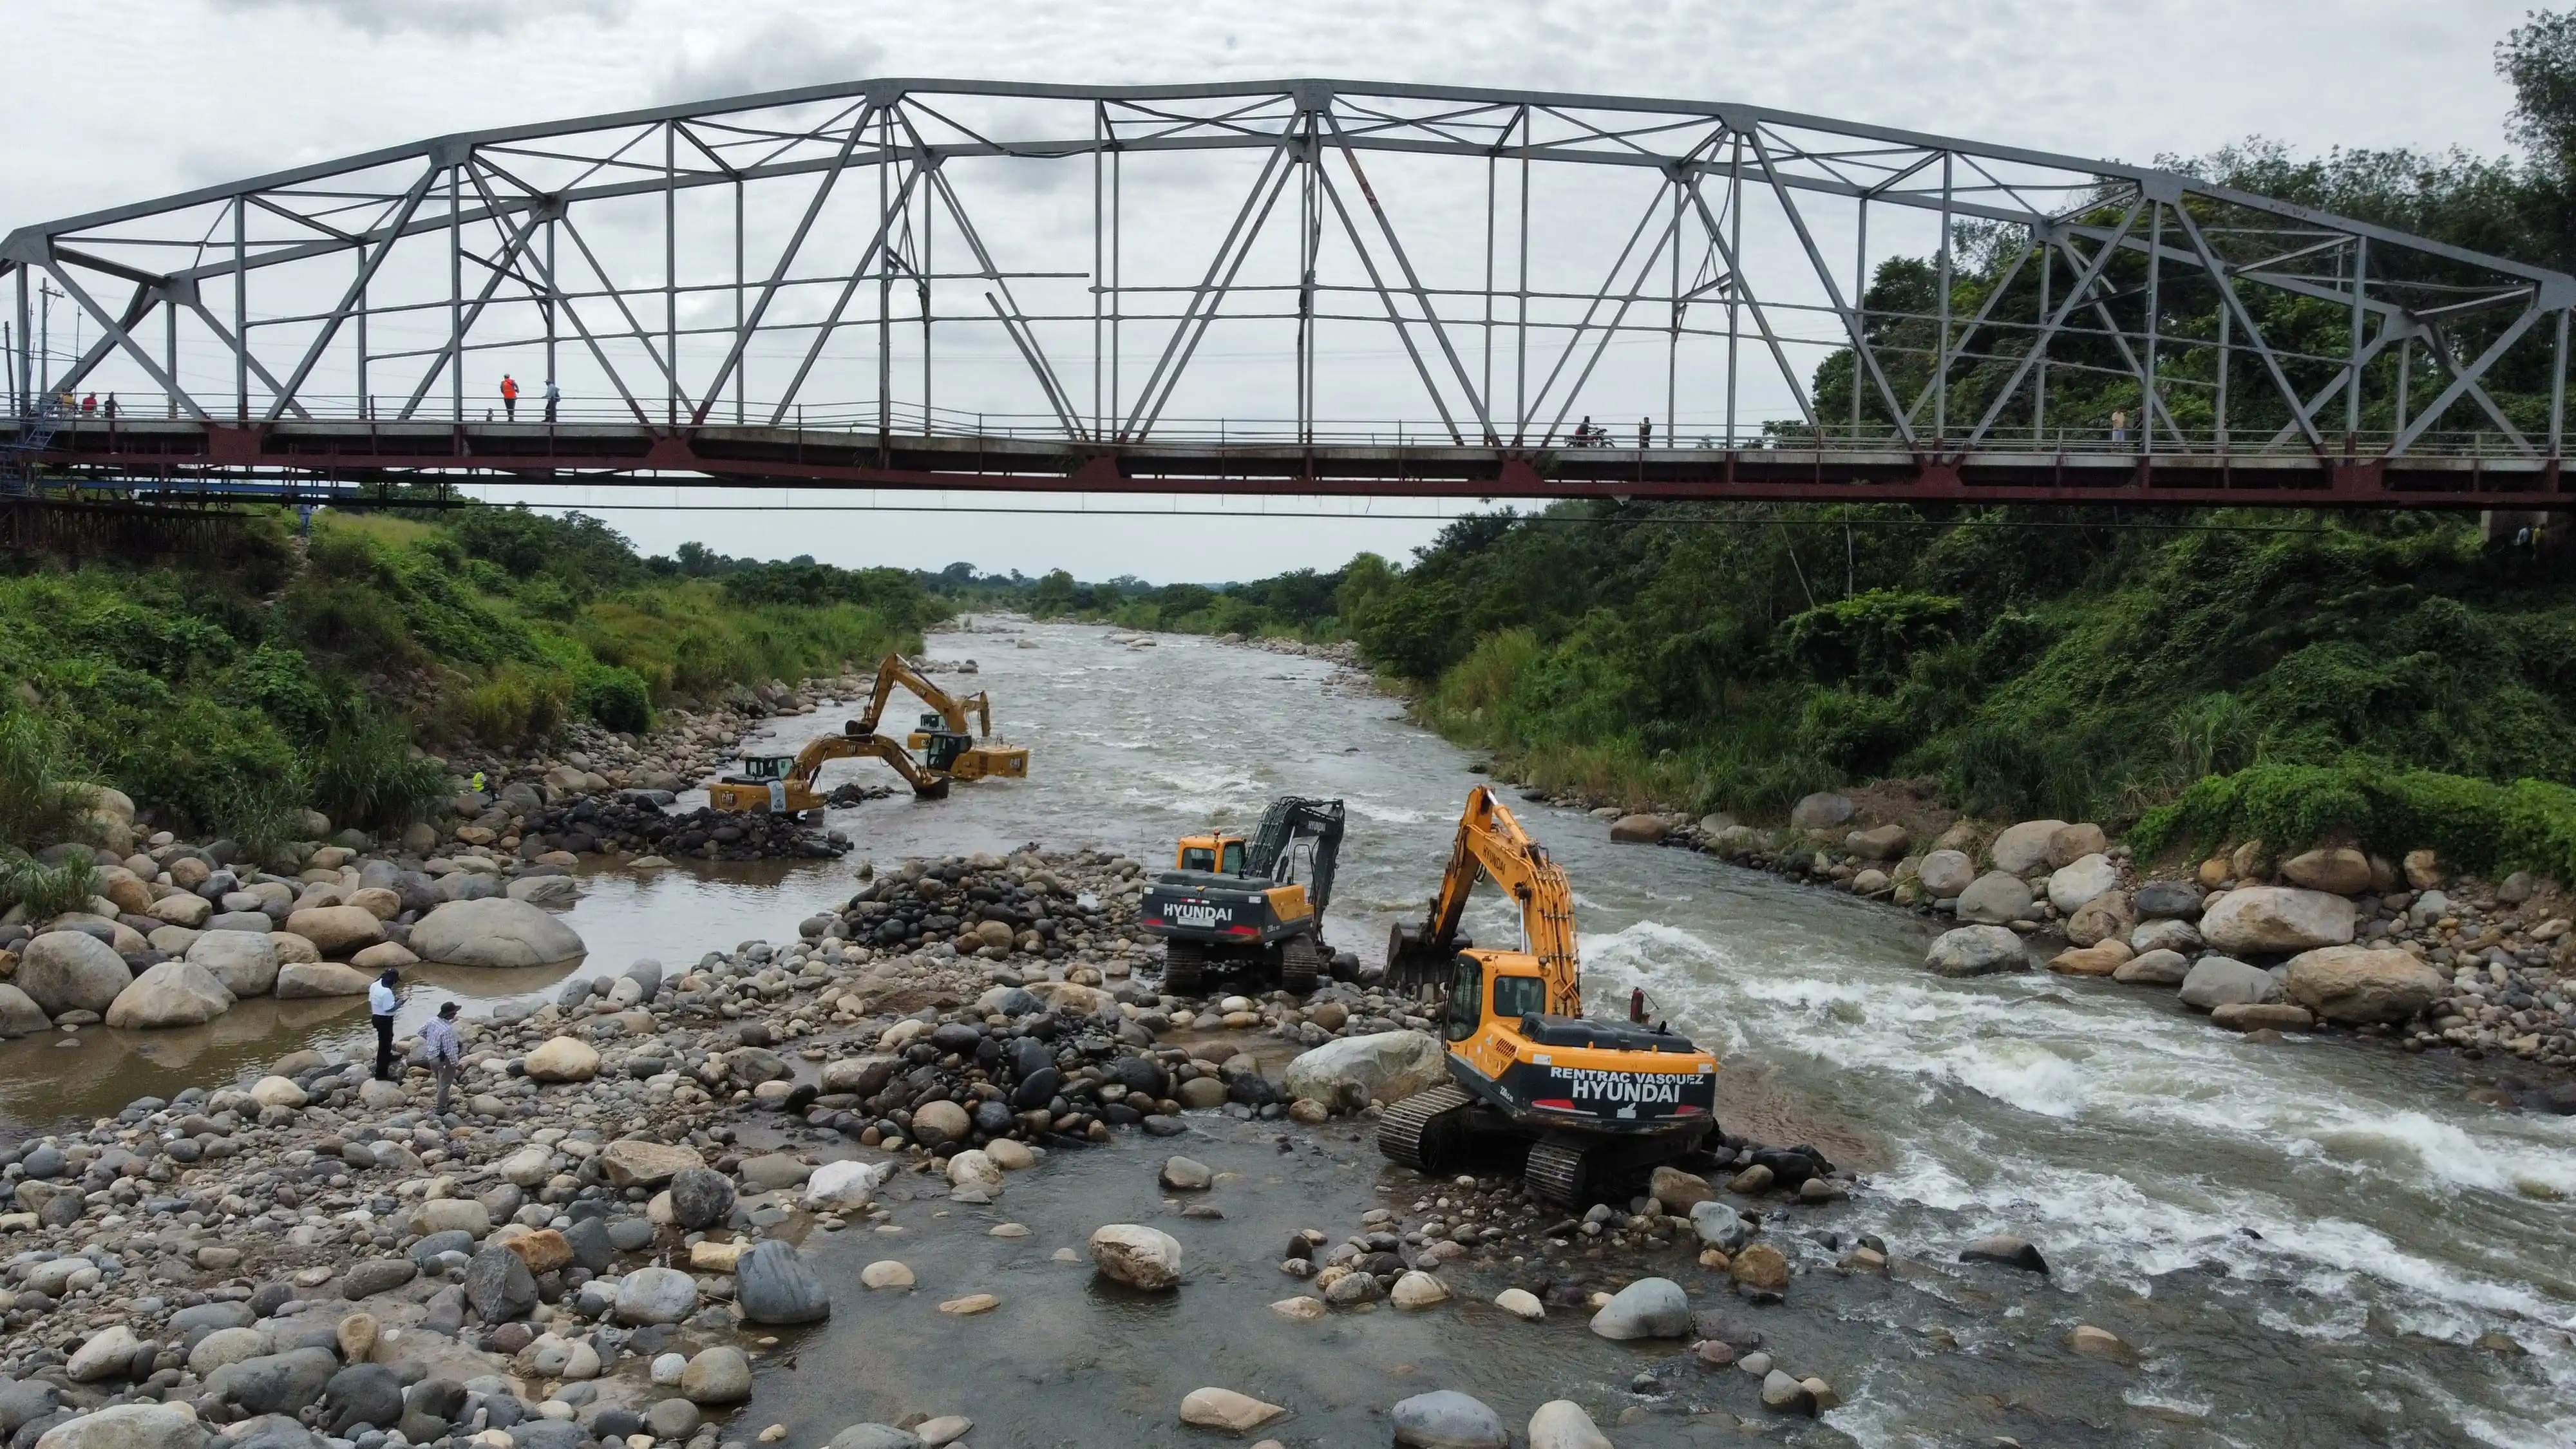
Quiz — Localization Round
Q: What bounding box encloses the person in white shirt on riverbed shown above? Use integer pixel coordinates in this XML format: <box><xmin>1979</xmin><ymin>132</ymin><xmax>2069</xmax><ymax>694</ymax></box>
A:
<box><xmin>369</xmin><ymin>969</ymin><xmax>401</xmax><ymax>1081</ymax></box>
<box><xmin>419</xmin><ymin>1001</ymin><xmax>464</xmax><ymax>1115</ymax></box>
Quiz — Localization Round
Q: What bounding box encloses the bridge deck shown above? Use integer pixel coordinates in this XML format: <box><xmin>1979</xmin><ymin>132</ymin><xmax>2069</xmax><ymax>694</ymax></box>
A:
<box><xmin>7</xmin><ymin>419</ymin><xmax>2567</xmax><ymax>509</ymax></box>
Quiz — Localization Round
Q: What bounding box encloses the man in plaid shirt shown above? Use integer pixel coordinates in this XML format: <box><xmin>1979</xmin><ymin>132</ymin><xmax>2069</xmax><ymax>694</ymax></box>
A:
<box><xmin>421</xmin><ymin>1001</ymin><xmax>465</xmax><ymax>1115</ymax></box>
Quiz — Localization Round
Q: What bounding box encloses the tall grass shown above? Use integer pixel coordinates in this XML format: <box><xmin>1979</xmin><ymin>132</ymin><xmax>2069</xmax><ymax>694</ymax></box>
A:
<box><xmin>0</xmin><ymin>708</ymin><xmax>95</xmax><ymax>852</ymax></box>
<box><xmin>0</xmin><ymin>849</ymin><xmax>99</xmax><ymax>919</ymax></box>
<box><xmin>309</xmin><ymin>706</ymin><xmax>446</xmax><ymax>832</ymax></box>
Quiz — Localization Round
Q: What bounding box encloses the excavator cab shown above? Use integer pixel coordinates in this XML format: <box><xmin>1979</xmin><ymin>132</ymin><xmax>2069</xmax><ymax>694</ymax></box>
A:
<box><xmin>736</xmin><ymin>755</ymin><xmax>796</xmax><ymax>782</ymax></box>
<box><xmin>1176</xmin><ymin>834</ymin><xmax>1248</xmax><ymax>875</ymax></box>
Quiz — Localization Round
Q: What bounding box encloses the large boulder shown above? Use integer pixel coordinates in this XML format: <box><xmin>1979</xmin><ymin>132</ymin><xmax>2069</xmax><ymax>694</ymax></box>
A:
<box><xmin>409</xmin><ymin>898</ymin><xmax>585</xmax><ymax>969</ymax></box>
<box><xmin>1955</xmin><ymin>872</ymin><xmax>2034</xmax><ymax>925</ymax></box>
<box><xmin>283</xmin><ymin>906</ymin><xmax>384</xmax><ymax>958</ymax></box>
<box><xmin>1989</xmin><ymin>819</ymin><xmax>2069</xmax><ymax>874</ymax></box>
<box><xmin>2132</xmin><ymin>881</ymin><xmax>2206</xmax><ymax>919</ymax></box>
<box><xmin>2047</xmin><ymin>823</ymin><xmax>2108</xmax><ymax>868</ymax></box>
<box><xmin>2200</xmin><ymin>887</ymin><xmax>2355</xmax><ymax>954</ymax></box>
<box><xmin>1089</xmin><ymin>1224</ymin><xmax>1183</xmax><ymax>1291</ymax></box>
<box><xmin>214</xmin><ymin>1349</ymin><xmax>338</xmax><ymax>1416</ymax></box>
<box><xmin>1526</xmin><ymin>1401</ymin><xmax>1615</xmax><ymax>1449</ymax></box>
<box><xmin>523</xmin><ymin>1037</ymin><xmax>600</xmax><ymax>1083</ymax></box>
<box><xmin>1916</xmin><ymin>849</ymin><xmax>1975</xmax><ymax>899</ymax></box>
<box><xmin>2279</xmin><ymin>848</ymin><xmax>2372</xmax><ymax>896</ymax></box>
<box><xmin>105</xmin><ymin>960</ymin><xmax>233</xmax><ymax>1029</ymax></box>
<box><xmin>275</xmin><ymin>962</ymin><xmax>372</xmax><ymax>998</ymax></box>
<box><xmin>187</xmin><ymin>931</ymin><xmax>280</xmax><ymax>998</ymax></box>
<box><xmin>17</xmin><ymin>931</ymin><xmax>132</xmax><ymax>1016</ymax></box>
<box><xmin>1281</xmin><ymin>1029</ymin><xmax>1447</xmax><ymax>1105</ymax></box>
<box><xmin>147</xmin><ymin>893</ymin><xmax>211</xmax><ymax>929</ymax></box>
<box><xmin>1844</xmin><ymin>824</ymin><xmax>1909</xmax><ymax>861</ymax></box>
<box><xmin>1788</xmin><ymin>792</ymin><xmax>1855</xmax><ymax>831</ymax></box>
<box><xmin>0</xmin><ymin>984</ymin><xmax>51</xmax><ymax>1037</ymax></box>
<box><xmin>600</xmin><ymin>1139</ymin><xmax>703</xmax><ymax>1190</ymax></box>
<box><xmin>1389</xmin><ymin>1391</ymin><xmax>1509</xmax><ymax>1449</ymax></box>
<box><xmin>2047</xmin><ymin>855</ymin><xmax>2121</xmax><ymax>913</ymax></box>
<box><xmin>1607</xmin><ymin>815</ymin><xmax>1668</xmax><ymax>844</ymax></box>
<box><xmin>462</xmin><ymin>1247</ymin><xmax>536</xmax><ymax>1323</ymax></box>
<box><xmin>2283</xmin><ymin>946</ymin><xmax>2445</xmax><ymax>1024</ymax></box>
<box><xmin>1588</xmin><ymin>1277</ymin><xmax>1690</xmax><ymax>1340</ymax></box>
<box><xmin>1924</xmin><ymin>925</ymin><xmax>2025</xmax><ymax>977</ymax></box>
<box><xmin>33</xmin><ymin>1404</ymin><xmax>205</xmax><ymax>1449</ymax></box>
<box><xmin>616</xmin><ymin>1267</ymin><xmax>701</xmax><ymax>1325</ymax></box>
<box><xmin>2065</xmin><ymin>890</ymin><xmax>2136</xmax><ymax>947</ymax></box>
<box><xmin>734</xmin><ymin>1241</ymin><xmax>831</xmax><ymax>1325</ymax></box>
<box><xmin>2178</xmin><ymin>956</ymin><xmax>2283</xmax><ymax>1011</ymax></box>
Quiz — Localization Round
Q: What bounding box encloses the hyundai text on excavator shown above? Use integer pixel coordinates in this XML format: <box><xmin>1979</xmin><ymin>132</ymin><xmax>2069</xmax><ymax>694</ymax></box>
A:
<box><xmin>708</xmin><ymin>652</ymin><xmax>1028</xmax><ymax>816</ymax></box>
<box><xmin>1141</xmin><ymin>796</ymin><xmax>1345</xmax><ymax>995</ymax></box>
<box><xmin>1376</xmin><ymin>785</ymin><xmax>1718</xmax><ymax>1206</ymax></box>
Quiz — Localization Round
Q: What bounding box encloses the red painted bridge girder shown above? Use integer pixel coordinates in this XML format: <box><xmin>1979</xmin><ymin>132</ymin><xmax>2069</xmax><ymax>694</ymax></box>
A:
<box><xmin>15</xmin><ymin>419</ymin><xmax>2571</xmax><ymax>510</ymax></box>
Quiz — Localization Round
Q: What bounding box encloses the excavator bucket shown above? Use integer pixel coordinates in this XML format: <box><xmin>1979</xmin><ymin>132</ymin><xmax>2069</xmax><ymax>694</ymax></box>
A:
<box><xmin>1383</xmin><ymin>923</ymin><xmax>1469</xmax><ymax>995</ymax></box>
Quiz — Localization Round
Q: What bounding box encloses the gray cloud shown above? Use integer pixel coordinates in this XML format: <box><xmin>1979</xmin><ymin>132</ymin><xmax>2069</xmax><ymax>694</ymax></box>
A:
<box><xmin>657</xmin><ymin>16</ymin><xmax>886</xmax><ymax>104</ymax></box>
<box><xmin>211</xmin><ymin>0</ymin><xmax>631</xmax><ymax>35</ymax></box>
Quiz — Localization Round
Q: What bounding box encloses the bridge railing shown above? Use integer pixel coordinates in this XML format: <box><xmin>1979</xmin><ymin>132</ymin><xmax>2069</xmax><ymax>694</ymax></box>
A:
<box><xmin>0</xmin><ymin>397</ymin><xmax>2555</xmax><ymax>463</ymax></box>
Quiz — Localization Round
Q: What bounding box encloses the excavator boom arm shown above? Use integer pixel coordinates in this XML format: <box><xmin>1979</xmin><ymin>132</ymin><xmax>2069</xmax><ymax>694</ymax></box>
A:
<box><xmin>1410</xmin><ymin>786</ymin><xmax>1582</xmax><ymax>1016</ymax></box>
<box><xmin>793</xmin><ymin>731</ymin><xmax>948</xmax><ymax>797</ymax></box>
<box><xmin>1245</xmin><ymin>796</ymin><xmax>1346</xmax><ymax>917</ymax></box>
<box><xmin>856</xmin><ymin>652</ymin><xmax>992</xmax><ymax>738</ymax></box>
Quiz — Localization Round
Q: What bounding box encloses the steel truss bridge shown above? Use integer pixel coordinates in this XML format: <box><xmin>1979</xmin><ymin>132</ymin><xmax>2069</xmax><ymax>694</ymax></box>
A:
<box><xmin>3</xmin><ymin>79</ymin><xmax>2571</xmax><ymax>510</ymax></box>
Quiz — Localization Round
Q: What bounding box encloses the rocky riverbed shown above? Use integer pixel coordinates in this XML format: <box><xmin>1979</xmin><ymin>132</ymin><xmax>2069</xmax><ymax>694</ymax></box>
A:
<box><xmin>0</xmin><ymin>841</ymin><xmax>1874</xmax><ymax>1449</ymax></box>
<box><xmin>2</xmin><ymin>620</ymin><xmax>2571</xmax><ymax>1446</ymax></box>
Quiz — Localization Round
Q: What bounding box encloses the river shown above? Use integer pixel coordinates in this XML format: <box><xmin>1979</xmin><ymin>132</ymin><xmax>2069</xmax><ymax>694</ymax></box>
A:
<box><xmin>10</xmin><ymin>620</ymin><xmax>2572</xmax><ymax>1445</ymax></box>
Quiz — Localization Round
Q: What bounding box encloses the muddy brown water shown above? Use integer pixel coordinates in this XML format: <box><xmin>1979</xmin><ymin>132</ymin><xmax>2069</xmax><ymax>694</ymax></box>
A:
<box><xmin>8</xmin><ymin>620</ymin><xmax>2572</xmax><ymax>1445</ymax></box>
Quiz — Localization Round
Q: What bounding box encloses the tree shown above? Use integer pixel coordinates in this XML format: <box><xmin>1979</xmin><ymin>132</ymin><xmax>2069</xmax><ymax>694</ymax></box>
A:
<box><xmin>2501</xmin><ymin>8</ymin><xmax>2576</xmax><ymax>176</ymax></box>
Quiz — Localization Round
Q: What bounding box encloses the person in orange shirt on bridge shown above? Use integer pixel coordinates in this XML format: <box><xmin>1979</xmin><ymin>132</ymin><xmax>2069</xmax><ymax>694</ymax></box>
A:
<box><xmin>500</xmin><ymin>374</ymin><xmax>520</xmax><ymax>421</ymax></box>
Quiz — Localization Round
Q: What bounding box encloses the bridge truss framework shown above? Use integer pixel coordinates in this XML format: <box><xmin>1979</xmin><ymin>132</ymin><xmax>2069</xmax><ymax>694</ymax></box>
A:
<box><xmin>3</xmin><ymin>79</ymin><xmax>2570</xmax><ymax>509</ymax></box>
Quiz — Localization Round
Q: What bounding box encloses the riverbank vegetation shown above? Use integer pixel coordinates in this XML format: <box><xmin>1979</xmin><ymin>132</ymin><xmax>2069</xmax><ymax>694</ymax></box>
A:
<box><xmin>0</xmin><ymin>506</ymin><xmax>938</xmax><ymax>849</ymax></box>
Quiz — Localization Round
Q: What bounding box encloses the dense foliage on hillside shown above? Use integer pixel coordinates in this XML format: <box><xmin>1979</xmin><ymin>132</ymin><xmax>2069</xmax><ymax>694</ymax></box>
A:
<box><xmin>0</xmin><ymin>507</ymin><xmax>936</xmax><ymax>846</ymax></box>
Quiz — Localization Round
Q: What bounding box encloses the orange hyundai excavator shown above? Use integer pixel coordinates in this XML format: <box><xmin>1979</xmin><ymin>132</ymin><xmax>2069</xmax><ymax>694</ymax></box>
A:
<box><xmin>1377</xmin><ymin>785</ymin><xmax>1719</xmax><ymax>1206</ymax></box>
<box><xmin>708</xmin><ymin>653</ymin><xmax>1027</xmax><ymax>815</ymax></box>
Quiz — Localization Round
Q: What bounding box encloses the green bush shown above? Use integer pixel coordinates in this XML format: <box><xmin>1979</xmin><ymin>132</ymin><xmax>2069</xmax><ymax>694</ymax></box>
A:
<box><xmin>572</xmin><ymin>663</ymin><xmax>652</xmax><ymax>734</ymax></box>
<box><xmin>0</xmin><ymin>849</ymin><xmax>98</xmax><ymax>918</ymax></box>
<box><xmin>309</xmin><ymin>708</ymin><xmax>445</xmax><ymax>833</ymax></box>
<box><xmin>2132</xmin><ymin>761</ymin><xmax>2576</xmax><ymax>883</ymax></box>
<box><xmin>0</xmin><ymin>708</ymin><xmax>95</xmax><ymax>852</ymax></box>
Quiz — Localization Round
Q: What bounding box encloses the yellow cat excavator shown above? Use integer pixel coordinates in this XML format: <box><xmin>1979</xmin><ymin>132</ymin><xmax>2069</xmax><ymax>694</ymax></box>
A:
<box><xmin>1377</xmin><ymin>785</ymin><xmax>1718</xmax><ymax>1206</ymax></box>
<box><xmin>708</xmin><ymin>653</ymin><xmax>1027</xmax><ymax>814</ymax></box>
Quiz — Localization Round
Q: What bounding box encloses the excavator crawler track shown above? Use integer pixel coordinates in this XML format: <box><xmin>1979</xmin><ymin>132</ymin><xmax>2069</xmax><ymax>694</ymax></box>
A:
<box><xmin>1522</xmin><ymin>1139</ymin><xmax>1593</xmax><ymax>1208</ymax></box>
<box><xmin>1162</xmin><ymin>940</ymin><xmax>1206</xmax><ymax>997</ymax></box>
<box><xmin>1376</xmin><ymin>1085</ymin><xmax>1473</xmax><ymax>1174</ymax></box>
<box><xmin>1279</xmin><ymin>933</ymin><xmax>1322</xmax><ymax>994</ymax></box>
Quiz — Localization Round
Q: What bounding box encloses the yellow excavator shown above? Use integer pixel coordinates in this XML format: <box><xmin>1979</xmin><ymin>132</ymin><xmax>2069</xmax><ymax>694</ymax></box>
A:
<box><xmin>708</xmin><ymin>653</ymin><xmax>1027</xmax><ymax>815</ymax></box>
<box><xmin>1377</xmin><ymin>785</ymin><xmax>1718</xmax><ymax>1206</ymax></box>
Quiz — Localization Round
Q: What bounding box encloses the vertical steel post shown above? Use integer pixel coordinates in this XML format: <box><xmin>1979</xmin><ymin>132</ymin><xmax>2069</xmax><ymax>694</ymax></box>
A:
<box><xmin>2032</xmin><ymin>224</ymin><xmax>2047</xmax><ymax>442</ymax></box>
<box><xmin>234</xmin><ymin>196</ymin><xmax>249</xmax><ymax>422</ymax></box>
<box><xmin>354</xmin><ymin>250</ymin><xmax>367</xmax><ymax>419</ymax></box>
<box><xmin>2347</xmin><ymin>237</ymin><xmax>2366</xmax><ymax>444</ymax></box>
<box><xmin>166</xmin><ymin>294</ymin><xmax>179</xmax><ymax>419</ymax></box>
<box><xmin>543</xmin><ymin>218</ymin><xmax>557</xmax><ymax>415</ymax></box>
<box><xmin>1092</xmin><ymin>104</ymin><xmax>1103</xmax><ymax>437</ymax></box>
<box><xmin>1514</xmin><ymin>138</ymin><xmax>1529</xmax><ymax>445</ymax></box>
<box><xmin>1933</xmin><ymin>153</ymin><xmax>1951</xmax><ymax>443</ymax></box>
<box><xmin>921</xmin><ymin>162</ymin><xmax>933</xmax><ymax>430</ymax></box>
<box><xmin>1297</xmin><ymin>126</ymin><xmax>1314</xmax><ymax>444</ymax></box>
<box><xmin>1482</xmin><ymin>153</ymin><xmax>1495</xmax><ymax>443</ymax></box>
<box><xmin>878</xmin><ymin>108</ymin><xmax>893</xmax><ymax>439</ymax></box>
<box><xmin>2143</xmin><ymin>200</ymin><xmax>2161</xmax><ymax>455</ymax></box>
<box><xmin>2215</xmin><ymin>282</ymin><xmax>2230</xmax><ymax>450</ymax></box>
<box><xmin>1852</xmin><ymin>198</ymin><xmax>1866</xmax><ymax>440</ymax></box>
<box><xmin>734</xmin><ymin>178</ymin><xmax>746</xmax><ymax>424</ymax></box>
<box><xmin>665</xmin><ymin>124</ymin><xmax>677</xmax><ymax>426</ymax></box>
<box><xmin>1665</xmin><ymin>171</ymin><xmax>1680</xmax><ymax>446</ymax></box>
<box><xmin>448</xmin><ymin>163</ymin><xmax>462</xmax><ymax>424</ymax></box>
<box><xmin>2393</xmin><ymin>334</ymin><xmax>2408</xmax><ymax>437</ymax></box>
<box><xmin>1725</xmin><ymin>134</ymin><xmax>1741</xmax><ymax>444</ymax></box>
<box><xmin>1111</xmin><ymin>144</ymin><xmax>1122</xmax><ymax>435</ymax></box>
<box><xmin>2551</xmin><ymin>307</ymin><xmax>2568</xmax><ymax>461</ymax></box>
<box><xmin>12</xmin><ymin>265</ymin><xmax>26</xmax><ymax>415</ymax></box>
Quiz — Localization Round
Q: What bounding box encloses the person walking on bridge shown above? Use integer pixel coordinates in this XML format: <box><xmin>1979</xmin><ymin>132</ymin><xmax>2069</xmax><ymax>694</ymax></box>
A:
<box><xmin>500</xmin><ymin>374</ymin><xmax>520</xmax><ymax>421</ymax></box>
<box><xmin>1638</xmin><ymin>416</ymin><xmax>1652</xmax><ymax>449</ymax></box>
<box><xmin>544</xmin><ymin>378</ymin><xmax>560</xmax><ymax>423</ymax></box>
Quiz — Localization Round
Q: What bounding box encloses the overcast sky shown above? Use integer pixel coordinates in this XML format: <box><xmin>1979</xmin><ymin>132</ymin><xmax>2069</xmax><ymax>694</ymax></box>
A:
<box><xmin>0</xmin><ymin>0</ymin><xmax>2542</xmax><ymax>582</ymax></box>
